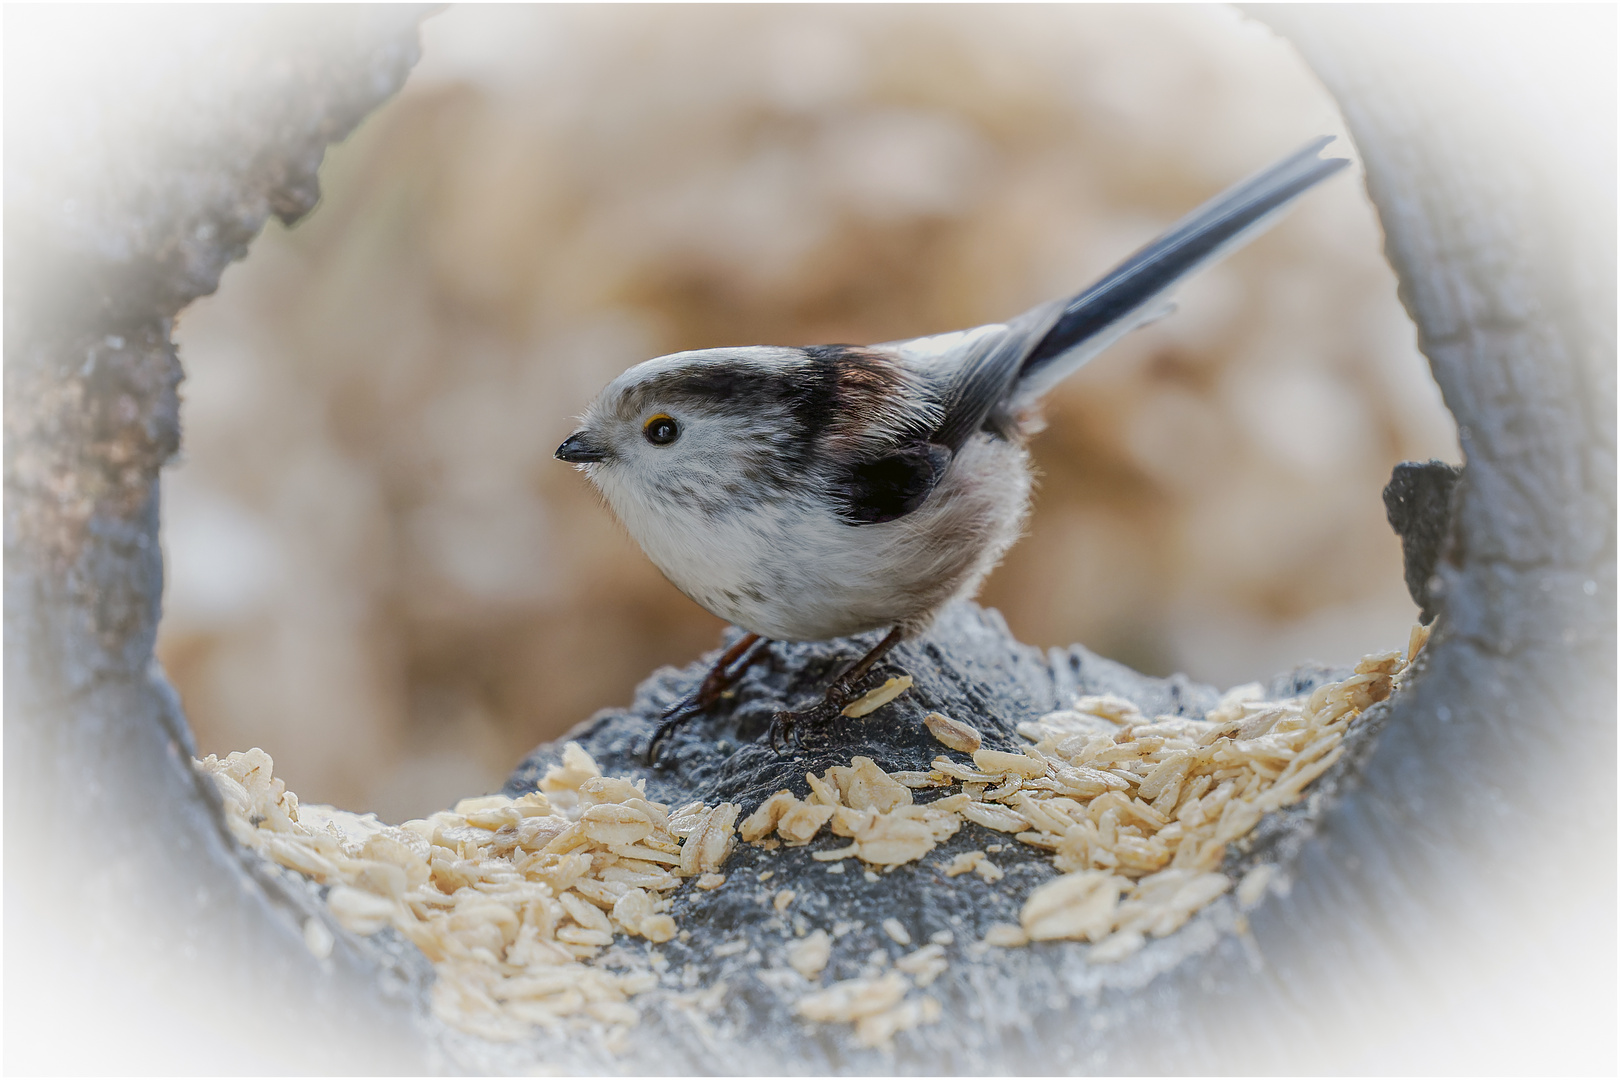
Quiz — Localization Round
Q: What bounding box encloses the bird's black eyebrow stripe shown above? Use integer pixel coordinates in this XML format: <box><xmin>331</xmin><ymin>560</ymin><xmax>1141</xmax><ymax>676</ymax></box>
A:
<box><xmin>628</xmin><ymin>347</ymin><xmax>876</xmax><ymax>426</ymax></box>
<box><xmin>636</xmin><ymin>367</ymin><xmax>785</xmax><ymax>406</ymax></box>
<box><xmin>617</xmin><ymin>346</ymin><xmax>912</xmax><ymax>480</ymax></box>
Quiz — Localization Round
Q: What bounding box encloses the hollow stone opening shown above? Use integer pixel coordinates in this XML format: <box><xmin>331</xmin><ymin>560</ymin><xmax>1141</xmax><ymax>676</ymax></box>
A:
<box><xmin>5</xmin><ymin>5</ymin><xmax>1611</xmax><ymax>1074</ymax></box>
<box><xmin>162</xmin><ymin>4</ymin><xmax>1455</xmax><ymax>823</ymax></box>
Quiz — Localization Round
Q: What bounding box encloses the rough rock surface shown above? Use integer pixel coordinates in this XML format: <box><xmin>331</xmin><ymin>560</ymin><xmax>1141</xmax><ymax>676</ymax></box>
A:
<box><xmin>500</xmin><ymin>603</ymin><xmax>1357</xmax><ymax>1073</ymax></box>
<box><xmin>511</xmin><ymin>604</ymin><xmax>1303</xmax><ymax>808</ymax></box>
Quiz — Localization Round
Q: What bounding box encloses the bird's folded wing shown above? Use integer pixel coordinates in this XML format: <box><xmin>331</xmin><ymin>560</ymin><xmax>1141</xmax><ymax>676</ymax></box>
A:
<box><xmin>847</xmin><ymin>137</ymin><xmax>1349</xmax><ymax>527</ymax></box>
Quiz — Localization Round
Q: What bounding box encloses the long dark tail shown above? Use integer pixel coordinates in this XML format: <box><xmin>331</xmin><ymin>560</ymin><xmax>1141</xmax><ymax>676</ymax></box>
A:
<box><xmin>1014</xmin><ymin>136</ymin><xmax>1351</xmax><ymax>400</ymax></box>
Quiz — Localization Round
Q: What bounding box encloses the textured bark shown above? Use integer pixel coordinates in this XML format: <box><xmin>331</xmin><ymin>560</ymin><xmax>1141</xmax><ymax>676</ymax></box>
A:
<box><xmin>4</xmin><ymin>9</ymin><xmax>445</xmax><ymax>1073</ymax></box>
<box><xmin>4</xmin><ymin>4</ymin><xmax>1612</xmax><ymax>1075</ymax></box>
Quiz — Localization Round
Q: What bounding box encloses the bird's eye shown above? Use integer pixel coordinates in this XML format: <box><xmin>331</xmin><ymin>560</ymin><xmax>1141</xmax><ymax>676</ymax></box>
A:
<box><xmin>643</xmin><ymin>414</ymin><xmax>680</xmax><ymax>446</ymax></box>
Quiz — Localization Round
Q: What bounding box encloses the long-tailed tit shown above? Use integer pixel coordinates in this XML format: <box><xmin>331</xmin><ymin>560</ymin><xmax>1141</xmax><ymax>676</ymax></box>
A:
<box><xmin>557</xmin><ymin>137</ymin><xmax>1349</xmax><ymax>759</ymax></box>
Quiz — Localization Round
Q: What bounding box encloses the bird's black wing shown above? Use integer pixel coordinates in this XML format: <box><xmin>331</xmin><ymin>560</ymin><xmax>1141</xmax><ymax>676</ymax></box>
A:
<box><xmin>830</xmin><ymin>305</ymin><xmax>1065</xmax><ymax>526</ymax></box>
<box><xmin>832</xmin><ymin>441</ymin><xmax>954</xmax><ymax>525</ymax></box>
<box><xmin>837</xmin><ymin>137</ymin><xmax>1349</xmax><ymax>526</ymax></box>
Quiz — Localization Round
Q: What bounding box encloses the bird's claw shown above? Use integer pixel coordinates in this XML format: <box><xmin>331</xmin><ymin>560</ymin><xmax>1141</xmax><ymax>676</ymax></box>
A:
<box><xmin>645</xmin><ymin>695</ymin><xmax>705</xmax><ymax>765</ymax></box>
<box><xmin>647</xmin><ymin>678</ymin><xmax>735</xmax><ymax>764</ymax></box>
<box><xmin>644</xmin><ymin>633</ymin><xmax>770</xmax><ymax>766</ymax></box>
<box><xmin>765</xmin><ymin>691</ymin><xmax>853</xmax><ymax>756</ymax></box>
<box><xmin>767</xmin><ymin>709</ymin><xmax>798</xmax><ymax>755</ymax></box>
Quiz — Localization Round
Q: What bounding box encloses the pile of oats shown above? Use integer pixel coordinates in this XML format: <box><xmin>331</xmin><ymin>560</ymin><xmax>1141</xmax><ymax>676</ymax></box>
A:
<box><xmin>197</xmin><ymin>741</ymin><xmax>738</xmax><ymax>1044</ymax></box>
<box><xmin>745</xmin><ymin>625</ymin><xmax>1428</xmax><ymax>967</ymax></box>
<box><xmin>738</xmin><ymin>756</ymin><xmax>965</xmax><ymax>866</ymax></box>
<box><xmin>199</xmin><ymin>625</ymin><xmax>1424</xmax><ymax>1053</ymax></box>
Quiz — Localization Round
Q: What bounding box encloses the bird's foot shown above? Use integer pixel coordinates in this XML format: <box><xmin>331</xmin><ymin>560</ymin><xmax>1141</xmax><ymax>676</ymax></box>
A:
<box><xmin>766</xmin><ymin>698</ymin><xmax>844</xmax><ymax>754</ymax></box>
<box><xmin>764</xmin><ymin>627</ymin><xmax>906</xmax><ymax>755</ymax></box>
<box><xmin>645</xmin><ymin>694</ymin><xmax>709</xmax><ymax>765</ymax></box>
<box><xmin>645</xmin><ymin>633</ymin><xmax>768</xmax><ymax>765</ymax></box>
<box><xmin>764</xmin><ymin>673</ymin><xmax>876</xmax><ymax>753</ymax></box>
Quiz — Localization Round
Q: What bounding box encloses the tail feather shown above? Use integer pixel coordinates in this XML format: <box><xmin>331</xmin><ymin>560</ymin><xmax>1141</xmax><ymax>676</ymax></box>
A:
<box><xmin>1014</xmin><ymin>136</ymin><xmax>1351</xmax><ymax>401</ymax></box>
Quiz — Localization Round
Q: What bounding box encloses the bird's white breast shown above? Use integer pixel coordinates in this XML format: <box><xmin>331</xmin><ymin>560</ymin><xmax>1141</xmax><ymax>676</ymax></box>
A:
<box><xmin>594</xmin><ymin>433</ymin><xmax>1032</xmax><ymax>642</ymax></box>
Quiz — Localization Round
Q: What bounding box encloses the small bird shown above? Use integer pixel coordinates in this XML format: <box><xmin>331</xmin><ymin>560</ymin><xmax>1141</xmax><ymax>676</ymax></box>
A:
<box><xmin>557</xmin><ymin>137</ymin><xmax>1349</xmax><ymax>759</ymax></box>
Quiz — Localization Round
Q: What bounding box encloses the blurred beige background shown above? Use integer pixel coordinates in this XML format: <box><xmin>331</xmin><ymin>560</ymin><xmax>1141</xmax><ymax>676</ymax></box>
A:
<box><xmin>158</xmin><ymin>5</ymin><xmax>1457</xmax><ymax>821</ymax></box>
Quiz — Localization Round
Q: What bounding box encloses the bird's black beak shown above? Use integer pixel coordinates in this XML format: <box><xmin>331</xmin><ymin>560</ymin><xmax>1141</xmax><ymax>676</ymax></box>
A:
<box><xmin>555</xmin><ymin>431</ymin><xmax>607</xmax><ymax>464</ymax></box>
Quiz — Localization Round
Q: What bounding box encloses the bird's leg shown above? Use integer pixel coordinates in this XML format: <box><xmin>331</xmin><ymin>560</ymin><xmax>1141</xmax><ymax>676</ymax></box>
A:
<box><xmin>825</xmin><ymin>626</ymin><xmax>906</xmax><ymax>705</ymax></box>
<box><xmin>769</xmin><ymin>627</ymin><xmax>905</xmax><ymax>753</ymax></box>
<box><xmin>693</xmin><ymin>631</ymin><xmax>767</xmax><ymax>707</ymax></box>
<box><xmin>646</xmin><ymin>632</ymin><xmax>768</xmax><ymax>764</ymax></box>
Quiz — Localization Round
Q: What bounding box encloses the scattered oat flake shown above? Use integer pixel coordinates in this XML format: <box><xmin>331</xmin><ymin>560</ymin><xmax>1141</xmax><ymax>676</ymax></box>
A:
<box><xmin>795</xmin><ymin>972</ymin><xmax>909</xmax><ymax>1024</ymax></box>
<box><xmin>923</xmin><ymin>711</ymin><xmax>982</xmax><ymax>753</ymax></box>
<box><xmin>881</xmin><ymin>918</ymin><xmax>911</xmax><ymax>945</ymax></box>
<box><xmin>1073</xmin><ymin>694</ymin><xmax>1143</xmax><ymax>723</ymax></box>
<box><xmin>1087</xmin><ymin>930</ymin><xmax>1146</xmax><ymax>964</ymax></box>
<box><xmin>931</xmin><ymin>757</ymin><xmax>996</xmax><ymax>783</ymax></box>
<box><xmin>696</xmin><ymin>872</ymin><xmax>726</xmax><ymax>890</ymax></box>
<box><xmin>778</xmin><ymin>801</ymin><xmax>837</xmax><ymax>844</ymax></box>
<box><xmin>1355</xmin><ymin>649</ymin><xmax>1403</xmax><ymax>676</ymax></box>
<box><xmin>1237</xmin><ymin>864</ymin><xmax>1274</xmax><ymax>908</ymax></box>
<box><xmin>894</xmin><ymin>943</ymin><xmax>948</xmax><ymax>987</ymax></box>
<box><xmin>813</xmin><ymin>842</ymin><xmax>859</xmax><ymax>862</ymax></box>
<box><xmin>739</xmin><ymin>791</ymin><xmax>795</xmax><ymax>843</ymax></box>
<box><xmin>960</xmin><ymin>802</ymin><xmax>1027</xmax><ymax>833</ymax></box>
<box><xmin>841</xmin><ymin>675</ymin><xmax>914</xmax><ymax>718</ymax></box>
<box><xmin>889</xmin><ymin>770</ymin><xmax>948</xmax><ymax>789</ymax></box>
<box><xmin>1022</xmin><ymin>871</ymin><xmax>1128</xmax><ymax>942</ymax></box>
<box><xmin>1407</xmin><ymin>621</ymin><xmax>1431</xmax><ymax>663</ymax></box>
<box><xmin>832</xmin><ymin>757</ymin><xmax>914</xmax><ymax>812</ymax></box>
<box><xmin>973</xmin><ymin>748</ymin><xmax>1048</xmax><ymax>779</ymax></box>
<box><xmin>854</xmin><ymin>994</ymin><xmax>942</xmax><ymax>1048</ymax></box>
<box><xmin>774</xmin><ymin>889</ymin><xmax>796</xmax><ymax>913</ymax></box>
<box><xmin>983</xmin><ymin>923</ymin><xmax>1029</xmax><ymax>948</ymax></box>
<box><xmin>303</xmin><ymin>917</ymin><xmax>334</xmax><ymax>960</ymax></box>
<box><xmin>789</xmin><ymin>929</ymin><xmax>832</xmax><ymax>979</ymax></box>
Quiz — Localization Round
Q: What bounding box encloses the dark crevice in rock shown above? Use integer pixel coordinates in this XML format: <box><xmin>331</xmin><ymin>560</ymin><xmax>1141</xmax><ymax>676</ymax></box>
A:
<box><xmin>1383</xmin><ymin>458</ymin><xmax>1462</xmax><ymax>624</ymax></box>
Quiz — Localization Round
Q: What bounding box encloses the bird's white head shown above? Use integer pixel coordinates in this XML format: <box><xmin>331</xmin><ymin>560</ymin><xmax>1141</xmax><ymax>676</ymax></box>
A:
<box><xmin>557</xmin><ymin>346</ymin><xmax>834</xmax><ymax>530</ymax></box>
